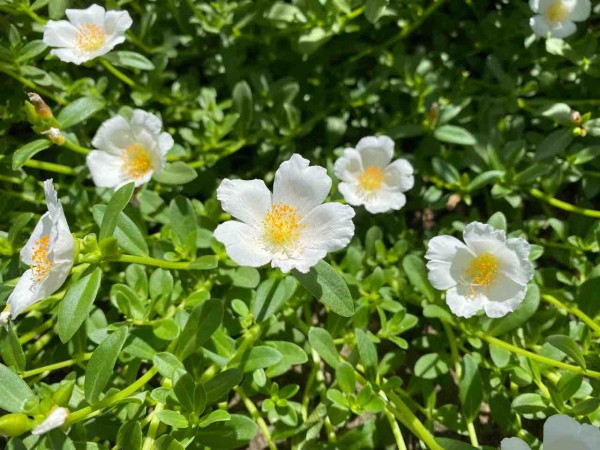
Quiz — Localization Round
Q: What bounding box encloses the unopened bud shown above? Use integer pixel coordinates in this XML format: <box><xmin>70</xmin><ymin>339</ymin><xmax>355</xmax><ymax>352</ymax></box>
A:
<box><xmin>27</xmin><ymin>93</ymin><xmax>53</xmax><ymax>120</ymax></box>
<box><xmin>52</xmin><ymin>381</ymin><xmax>75</xmax><ymax>407</ymax></box>
<box><xmin>571</xmin><ymin>110</ymin><xmax>581</xmax><ymax>124</ymax></box>
<box><xmin>42</xmin><ymin>127</ymin><xmax>65</xmax><ymax>146</ymax></box>
<box><xmin>573</xmin><ymin>126</ymin><xmax>587</xmax><ymax>137</ymax></box>
<box><xmin>0</xmin><ymin>413</ymin><xmax>33</xmax><ymax>437</ymax></box>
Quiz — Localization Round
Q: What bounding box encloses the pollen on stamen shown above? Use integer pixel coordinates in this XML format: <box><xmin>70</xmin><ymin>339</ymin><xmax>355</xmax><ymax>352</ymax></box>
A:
<box><xmin>122</xmin><ymin>144</ymin><xmax>152</xmax><ymax>179</ymax></box>
<box><xmin>263</xmin><ymin>203</ymin><xmax>304</xmax><ymax>248</ymax></box>
<box><xmin>464</xmin><ymin>253</ymin><xmax>499</xmax><ymax>295</ymax></box>
<box><xmin>75</xmin><ymin>24</ymin><xmax>106</xmax><ymax>53</ymax></box>
<box><xmin>358</xmin><ymin>165</ymin><xmax>385</xmax><ymax>192</ymax></box>
<box><xmin>30</xmin><ymin>235</ymin><xmax>54</xmax><ymax>284</ymax></box>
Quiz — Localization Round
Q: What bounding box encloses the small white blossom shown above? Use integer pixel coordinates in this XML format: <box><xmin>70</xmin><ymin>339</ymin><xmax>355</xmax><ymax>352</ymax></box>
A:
<box><xmin>43</xmin><ymin>4</ymin><xmax>132</xmax><ymax>65</ymax></box>
<box><xmin>86</xmin><ymin>109</ymin><xmax>174</xmax><ymax>190</ymax></box>
<box><xmin>32</xmin><ymin>407</ymin><xmax>68</xmax><ymax>435</ymax></box>
<box><xmin>7</xmin><ymin>180</ymin><xmax>74</xmax><ymax>320</ymax></box>
<box><xmin>501</xmin><ymin>414</ymin><xmax>600</xmax><ymax>450</ymax></box>
<box><xmin>334</xmin><ymin>136</ymin><xmax>414</xmax><ymax>214</ymax></box>
<box><xmin>214</xmin><ymin>154</ymin><xmax>355</xmax><ymax>273</ymax></box>
<box><xmin>529</xmin><ymin>0</ymin><xmax>591</xmax><ymax>38</ymax></box>
<box><xmin>424</xmin><ymin>222</ymin><xmax>534</xmax><ymax>318</ymax></box>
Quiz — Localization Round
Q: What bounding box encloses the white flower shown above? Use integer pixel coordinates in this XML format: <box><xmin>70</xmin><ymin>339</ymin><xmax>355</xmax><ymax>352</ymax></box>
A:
<box><xmin>334</xmin><ymin>136</ymin><xmax>414</xmax><ymax>214</ymax></box>
<box><xmin>7</xmin><ymin>180</ymin><xmax>74</xmax><ymax>320</ymax></box>
<box><xmin>0</xmin><ymin>309</ymin><xmax>9</xmax><ymax>330</ymax></box>
<box><xmin>43</xmin><ymin>4</ymin><xmax>132</xmax><ymax>65</ymax></box>
<box><xmin>529</xmin><ymin>0</ymin><xmax>591</xmax><ymax>39</ymax></box>
<box><xmin>424</xmin><ymin>222</ymin><xmax>534</xmax><ymax>318</ymax></box>
<box><xmin>86</xmin><ymin>109</ymin><xmax>174</xmax><ymax>189</ymax></box>
<box><xmin>32</xmin><ymin>407</ymin><xmax>69</xmax><ymax>435</ymax></box>
<box><xmin>501</xmin><ymin>414</ymin><xmax>600</xmax><ymax>450</ymax></box>
<box><xmin>213</xmin><ymin>154</ymin><xmax>355</xmax><ymax>273</ymax></box>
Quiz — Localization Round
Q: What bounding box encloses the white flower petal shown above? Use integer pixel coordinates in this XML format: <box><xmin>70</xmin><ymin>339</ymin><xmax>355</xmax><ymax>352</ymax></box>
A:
<box><xmin>216</xmin><ymin>179</ymin><xmax>272</xmax><ymax>228</ymax></box>
<box><xmin>530</xmin><ymin>15</ymin><xmax>551</xmax><ymax>36</ymax></box>
<box><xmin>463</xmin><ymin>221</ymin><xmax>506</xmax><ymax>254</ymax></box>
<box><xmin>87</xmin><ymin>150</ymin><xmax>126</xmax><ymax>188</ymax></box>
<box><xmin>384</xmin><ymin>159</ymin><xmax>414</xmax><ymax>192</ymax></box>
<box><xmin>482</xmin><ymin>275</ymin><xmax>528</xmax><ymax>318</ymax></box>
<box><xmin>364</xmin><ymin>189</ymin><xmax>406</xmax><ymax>214</ymax></box>
<box><xmin>505</xmin><ymin>237</ymin><xmax>535</xmax><ymax>284</ymax></box>
<box><xmin>529</xmin><ymin>0</ymin><xmax>541</xmax><ymax>12</ymax></box>
<box><xmin>49</xmin><ymin>48</ymin><xmax>88</xmax><ymax>65</ymax></box>
<box><xmin>43</xmin><ymin>20</ymin><xmax>78</xmax><ymax>48</ymax></box>
<box><xmin>333</xmin><ymin>148</ymin><xmax>363</xmax><ymax>183</ymax></box>
<box><xmin>445</xmin><ymin>285</ymin><xmax>483</xmax><ymax>318</ymax></box>
<box><xmin>103</xmin><ymin>10</ymin><xmax>133</xmax><ymax>37</ymax></box>
<box><xmin>92</xmin><ymin>115</ymin><xmax>136</xmax><ymax>155</ymax></box>
<box><xmin>131</xmin><ymin>109</ymin><xmax>163</xmax><ymax>137</ymax></box>
<box><xmin>272</xmin><ymin>154</ymin><xmax>332</xmax><ymax>216</ymax></box>
<box><xmin>549</xmin><ymin>20</ymin><xmax>577</xmax><ymax>38</ymax></box>
<box><xmin>20</xmin><ymin>212</ymin><xmax>55</xmax><ymax>266</ymax></box>
<box><xmin>426</xmin><ymin>236</ymin><xmax>473</xmax><ymax>290</ymax></box>
<box><xmin>568</xmin><ymin>0</ymin><xmax>591</xmax><ymax>21</ymax></box>
<box><xmin>158</xmin><ymin>132</ymin><xmax>174</xmax><ymax>155</ymax></box>
<box><xmin>65</xmin><ymin>4</ymin><xmax>106</xmax><ymax>27</ymax></box>
<box><xmin>544</xmin><ymin>414</ymin><xmax>600</xmax><ymax>450</ymax></box>
<box><xmin>501</xmin><ymin>437</ymin><xmax>531</xmax><ymax>450</ymax></box>
<box><xmin>7</xmin><ymin>270</ymin><xmax>43</xmax><ymax>319</ymax></box>
<box><xmin>32</xmin><ymin>407</ymin><xmax>68</xmax><ymax>435</ymax></box>
<box><xmin>301</xmin><ymin>202</ymin><xmax>355</xmax><ymax>254</ymax></box>
<box><xmin>271</xmin><ymin>250</ymin><xmax>320</xmax><ymax>274</ymax></box>
<box><xmin>214</xmin><ymin>221</ymin><xmax>271</xmax><ymax>268</ymax></box>
<box><xmin>337</xmin><ymin>182</ymin><xmax>364</xmax><ymax>206</ymax></box>
<box><xmin>538</xmin><ymin>0</ymin><xmax>557</xmax><ymax>14</ymax></box>
<box><xmin>356</xmin><ymin>135</ymin><xmax>394</xmax><ymax>168</ymax></box>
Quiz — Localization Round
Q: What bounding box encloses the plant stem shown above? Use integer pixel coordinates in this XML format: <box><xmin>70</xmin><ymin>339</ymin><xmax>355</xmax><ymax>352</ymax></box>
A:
<box><xmin>66</xmin><ymin>366</ymin><xmax>158</xmax><ymax>425</ymax></box>
<box><xmin>23</xmin><ymin>159</ymin><xmax>77</xmax><ymax>175</ymax></box>
<box><xmin>142</xmin><ymin>402</ymin><xmax>164</xmax><ymax>450</ymax></box>
<box><xmin>385</xmin><ymin>408</ymin><xmax>408</xmax><ymax>450</ymax></box>
<box><xmin>0</xmin><ymin>67</ymin><xmax>66</xmax><ymax>104</ymax></box>
<box><xmin>529</xmin><ymin>188</ymin><xmax>600</xmax><ymax>218</ymax></box>
<box><xmin>236</xmin><ymin>388</ymin><xmax>277</xmax><ymax>450</ymax></box>
<box><xmin>99</xmin><ymin>59</ymin><xmax>136</xmax><ymax>87</ymax></box>
<box><xmin>22</xmin><ymin>5</ymin><xmax>47</xmax><ymax>25</ymax></box>
<box><xmin>22</xmin><ymin>353</ymin><xmax>92</xmax><ymax>378</ymax></box>
<box><xmin>474</xmin><ymin>331</ymin><xmax>600</xmax><ymax>379</ymax></box>
<box><xmin>62</xmin><ymin>140</ymin><xmax>90</xmax><ymax>155</ymax></box>
<box><xmin>466</xmin><ymin>422</ymin><xmax>479</xmax><ymax>448</ymax></box>
<box><xmin>542</xmin><ymin>294</ymin><xmax>600</xmax><ymax>335</ymax></box>
<box><xmin>18</xmin><ymin>319</ymin><xmax>54</xmax><ymax>345</ymax></box>
<box><xmin>106</xmin><ymin>254</ymin><xmax>192</xmax><ymax>270</ymax></box>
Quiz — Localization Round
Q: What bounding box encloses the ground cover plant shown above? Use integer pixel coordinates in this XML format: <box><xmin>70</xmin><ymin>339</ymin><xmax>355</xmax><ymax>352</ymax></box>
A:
<box><xmin>0</xmin><ymin>0</ymin><xmax>599</xmax><ymax>449</ymax></box>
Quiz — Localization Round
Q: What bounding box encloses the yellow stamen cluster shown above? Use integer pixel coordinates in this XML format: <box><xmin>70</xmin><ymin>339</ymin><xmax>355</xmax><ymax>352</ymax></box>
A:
<box><xmin>30</xmin><ymin>235</ymin><xmax>54</xmax><ymax>284</ymax></box>
<box><xmin>465</xmin><ymin>253</ymin><xmax>499</xmax><ymax>293</ymax></box>
<box><xmin>122</xmin><ymin>144</ymin><xmax>152</xmax><ymax>179</ymax></box>
<box><xmin>75</xmin><ymin>24</ymin><xmax>106</xmax><ymax>53</ymax></box>
<box><xmin>263</xmin><ymin>203</ymin><xmax>304</xmax><ymax>247</ymax></box>
<box><xmin>545</xmin><ymin>2</ymin><xmax>569</xmax><ymax>23</ymax></box>
<box><xmin>358</xmin><ymin>165</ymin><xmax>385</xmax><ymax>192</ymax></box>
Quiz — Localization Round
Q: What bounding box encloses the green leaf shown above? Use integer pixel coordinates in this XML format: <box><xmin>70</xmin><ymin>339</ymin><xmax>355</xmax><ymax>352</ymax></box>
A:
<box><xmin>103</xmin><ymin>51</ymin><xmax>155</xmax><ymax>70</ymax></box>
<box><xmin>485</xmin><ymin>284</ymin><xmax>540</xmax><ymax>336</ymax></box>
<box><xmin>433</xmin><ymin>125</ymin><xmax>477</xmax><ymax>146</ymax></box>
<box><xmin>365</xmin><ymin>0</ymin><xmax>389</xmax><ymax>24</ymax></box>
<box><xmin>511</xmin><ymin>393</ymin><xmax>547</xmax><ymax>414</ymax></box>
<box><xmin>153</xmin><ymin>162</ymin><xmax>198</xmax><ymax>185</ymax></box>
<box><xmin>99</xmin><ymin>182</ymin><xmax>135</xmax><ymax>242</ymax></box>
<box><xmin>414</xmin><ymin>353</ymin><xmax>449</xmax><ymax>380</ymax></box>
<box><xmin>0</xmin><ymin>325</ymin><xmax>26</xmax><ymax>371</ymax></box>
<box><xmin>175</xmin><ymin>299</ymin><xmax>223</xmax><ymax>360</ymax></box>
<box><xmin>194</xmin><ymin>414</ymin><xmax>258</xmax><ymax>449</ymax></box>
<box><xmin>239</xmin><ymin>346</ymin><xmax>282</xmax><ymax>372</ymax></box>
<box><xmin>293</xmin><ymin>260</ymin><xmax>355</xmax><ymax>317</ymax></box>
<box><xmin>487</xmin><ymin>212</ymin><xmax>507</xmax><ymax>231</ymax></box>
<box><xmin>436</xmin><ymin>438</ymin><xmax>479</xmax><ymax>450</ymax></box>
<box><xmin>571</xmin><ymin>398</ymin><xmax>600</xmax><ymax>415</ymax></box>
<box><xmin>513</xmin><ymin>163</ymin><xmax>553</xmax><ymax>185</ymax></box>
<box><xmin>298</xmin><ymin>28</ymin><xmax>332</xmax><ymax>54</ymax></box>
<box><xmin>117</xmin><ymin>421</ymin><xmax>143</xmax><ymax>450</ymax></box>
<box><xmin>336</xmin><ymin>361</ymin><xmax>356</xmax><ymax>394</ymax></box>
<box><xmin>12</xmin><ymin>140</ymin><xmax>51</xmax><ymax>170</ymax></box>
<box><xmin>169</xmin><ymin>196</ymin><xmax>197</xmax><ymax>258</ymax></box>
<box><xmin>253</xmin><ymin>277</ymin><xmax>297</xmax><ymax>323</ymax></box>
<box><xmin>535</xmin><ymin>129</ymin><xmax>573</xmax><ymax>161</ymax></box>
<box><xmin>459</xmin><ymin>354</ymin><xmax>482</xmax><ymax>421</ymax></box>
<box><xmin>402</xmin><ymin>254</ymin><xmax>436</xmax><ymax>302</ymax></box>
<box><xmin>153</xmin><ymin>352</ymin><xmax>185</xmax><ymax>380</ymax></box>
<box><xmin>308</xmin><ymin>327</ymin><xmax>339</xmax><ymax>368</ymax></box>
<box><xmin>174</xmin><ymin>373</ymin><xmax>206</xmax><ymax>415</ymax></box>
<box><xmin>157</xmin><ymin>410</ymin><xmax>189</xmax><ymax>429</ymax></box>
<box><xmin>84</xmin><ymin>327</ymin><xmax>129</xmax><ymax>404</ymax></box>
<box><xmin>49</xmin><ymin>0</ymin><xmax>69</xmax><ymax>19</ymax></box>
<box><xmin>467</xmin><ymin>170</ymin><xmax>504</xmax><ymax>191</ymax></box>
<box><xmin>0</xmin><ymin>363</ymin><xmax>36</xmax><ymax>413</ymax></box>
<box><xmin>355</xmin><ymin>329</ymin><xmax>377</xmax><ymax>381</ymax></box>
<box><xmin>155</xmin><ymin>435</ymin><xmax>184</xmax><ymax>450</ymax></box>
<box><xmin>58</xmin><ymin>268</ymin><xmax>102</xmax><ymax>343</ymax></box>
<box><xmin>546</xmin><ymin>335</ymin><xmax>586</xmax><ymax>369</ymax></box>
<box><xmin>205</xmin><ymin>369</ymin><xmax>243</xmax><ymax>405</ymax></box>
<box><xmin>232</xmin><ymin>81</ymin><xmax>253</xmax><ymax>136</ymax></box>
<box><xmin>57</xmin><ymin>97</ymin><xmax>104</xmax><ymax>128</ymax></box>
<box><xmin>198</xmin><ymin>409</ymin><xmax>231</xmax><ymax>428</ymax></box>
<box><xmin>16</xmin><ymin>40</ymin><xmax>47</xmax><ymax>63</ymax></box>
<box><xmin>92</xmin><ymin>205</ymin><xmax>149</xmax><ymax>256</ymax></box>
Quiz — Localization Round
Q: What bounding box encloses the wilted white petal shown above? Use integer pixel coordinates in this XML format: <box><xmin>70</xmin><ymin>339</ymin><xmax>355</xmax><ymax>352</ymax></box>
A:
<box><xmin>32</xmin><ymin>407</ymin><xmax>68</xmax><ymax>435</ymax></box>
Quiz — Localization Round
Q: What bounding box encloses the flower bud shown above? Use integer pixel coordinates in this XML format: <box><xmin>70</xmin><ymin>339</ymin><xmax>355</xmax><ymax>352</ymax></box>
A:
<box><xmin>42</xmin><ymin>127</ymin><xmax>66</xmax><ymax>146</ymax></box>
<box><xmin>570</xmin><ymin>110</ymin><xmax>581</xmax><ymax>124</ymax></box>
<box><xmin>52</xmin><ymin>381</ymin><xmax>75</xmax><ymax>407</ymax></box>
<box><xmin>27</xmin><ymin>93</ymin><xmax>54</xmax><ymax>120</ymax></box>
<box><xmin>0</xmin><ymin>413</ymin><xmax>33</xmax><ymax>437</ymax></box>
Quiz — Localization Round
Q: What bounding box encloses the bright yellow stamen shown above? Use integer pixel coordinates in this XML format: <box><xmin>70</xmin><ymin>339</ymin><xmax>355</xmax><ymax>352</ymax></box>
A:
<box><xmin>263</xmin><ymin>203</ymin><xmax>304</xmax><ymax>247</ymax></box>
<box><xmin>75</xmin><ymin>24</ymin><xmax>106</xmax><ymax>53</ymax></box>
<box><xmin>30</xmin><ymin>235</ymin><xmax>54</xmax><ymax>284</ymax></box>
<box><xmin>465</xmin><ymin>253</ymin><xmax>499</xmax><ymax>292</ymax></box>
<box><xmin>122</xmin><ymin>144</ymin><xmax>152</xmax><ymax>179</ymax></box>
<box><xmin>545</xmin><ymin>2</ymin><xmax>569</xmax><ymax>23</ymax></box>
<box><xmin>358</xmin><ymin>165</ymin><xmax>385</xmax><ymax>192</ymax></box>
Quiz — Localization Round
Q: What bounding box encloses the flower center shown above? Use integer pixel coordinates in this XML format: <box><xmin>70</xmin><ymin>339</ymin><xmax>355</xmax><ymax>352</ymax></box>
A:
<box><xmin>30</xmin><ymin>235</ymin><xmax>54</xmax><ymax>284</ymax></box>
<box><xmin>75</xmin><ymin>24</ymin><xmax>106</xmax><ymax>53</ymax></box>
<box><xmin>263</xmin><ymin>203</ymin><xmax>304</xmax><ymax>248</ymax></box>
<box><xmin>545</xmin><ymin>2</ymin><xmax>569</xmax><ymax>23</ymax></box>
<box><xmin>122</xmin><ymin>144</ymin><xmax>152</xmax><ymax>179</ymax></box>
<box><xmin>358</xmin><ymin>165</ymin><xmax>385</xmax><ymax>192</ymax></box>
<box><xmin>464</xmin><ymin>253</ymin><xmax>499</xmax><ymax>291</ymax></box>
